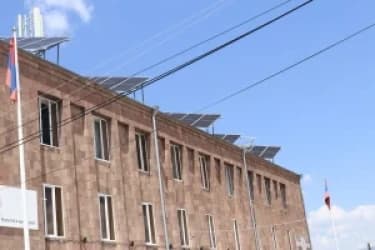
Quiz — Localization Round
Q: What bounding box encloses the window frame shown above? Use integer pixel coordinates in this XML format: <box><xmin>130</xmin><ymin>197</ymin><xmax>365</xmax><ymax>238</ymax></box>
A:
<box><xmin>225</xmin><ymin>164</ymin><xmax>234</xmax><ymax>196</ymax></box>
<box><xmin>142</xmin><ymin>202</ymin><xmax>157</xmax><ymax>245</ymax></box>
<box><xmin>207</xmin><ymin>214</ymin><xmax>217</xmax><ymax>249</ymax></box>
<box><xmin>256</xmin><ymin>174</ymin><xmax>262</xmax><ymax>194</ymax></box>
<box><xmin>273</xmin><ymin>180</ymin><xmax>279</xmax><ymax>199</ymax></box>
<box><xmin>199</xmin><ymin>154</ymin><xmax>210</xmax><ymax>190</ymax></box>
<box><xmin>43</xmin><ymin>184</ymin><xmax>65</xmax><ymax>238</ymax></box>
<box><xmin>177</xmin><ymin>208</ymin><xmax>190</xmax><ymax>247</ymax></box>
<box><xmin>280</xmin><ymin>183</ymin><xmax>287</xmax><ymax>208</ymax></box>
<box><xmin>247</xmin><ymin>171</ymin><xmax>255</xmax><ymax>201</ymax></box>
<box><xmin>93</xmin><ymin>116</ymin><xmax>110</xmax><ymax>161</ymax></box>
<box><xmin>171</xmin><ymin>143</ymin><xmax>183</xmax><ymax>181</ymax></box>
<box><xmin>264</xmin><ymin>177</ymin><xmax>272</xmax><ymax>205</ymax></box>
<box><xmin>135</xmin><ymin>131</ymin><xmax>150</xmax><ymax>172</ymax></box>
<box><xmin>39</xmin><ymin>96</ymin><xmax>59</xmax><ymax>147</ymax></box>
<box><xmin>98</xmin><ymin>193</ymin><xmax>116</xmax><ymax>241</ymax></box>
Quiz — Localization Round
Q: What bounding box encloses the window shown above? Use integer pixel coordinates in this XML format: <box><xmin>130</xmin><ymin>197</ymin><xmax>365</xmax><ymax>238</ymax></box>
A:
<box><xmin>136</xmin><ymin>132</ymin><xmax>149</xmax><ymax>172</ymax></box>
<box><xmin>257</xmin><ymin>174</ymin><xmax>262</xmax><ymax>194</ymax></box>
<box><xmin>94</xmin><ymin>117</ymin><xmax>109</xmax><ymax>161</ymax></box>
<box><xmin>214</xmin><ymin>158</ymin><xmax>221</xmax><ymax>184</ymax></box>
<box><xmin>199</xmin><ymin>154</ymin><xmax>210</xmax><ymax>190</ymax></box>
<box><xmin>171</xmin><ymin>143</ymin><xmax>183</xmax><ymax>180</ymax></box>
<box><xmin>43</xmin><ymin>184</ymin><xmax>64</xmax><ymax>237</ymax></box>
<box><xmin>225</xmin><ymin>164</ymin><xmax>234</xmax><ymax>196</ymax></box>
<box><xmin>39</xmin><ymin>97</ymin><xmax>59</xmax><ymax>146</ymax></box>
<box><xmin>273</xmin><ymin>180</ymin><xmax>279</xmax><ymax>199</ymax></box>
<box><xmin>233</xmin><ymin>219</ymin><xmax>241</xmax><ymax>250</ymax></box>
<box><xmin>142</xmin><ymin>203</ymin><xmax>156</xmax><ymax>245</ymax></box>
<box><xmin>177</xmin><ymin>209</ymin><xmax>189</xmax><ymax>247</ymax></box>
<box><xmin>188</xmin><ymin>148</ymin><xmax>195</xmax><ymax>174</ymax></box>
<box><xmin>247</xmin><ymin>171</ymin><xmax>254</xmax><ymax>200</ymax></box>
<box><xmin>99</xmin><ymin>194</ymin><xmax>115</xmax><ymax>241</ymax></box>
<box><xmin>264</xmin><ymin>177</ymin><xmax>271</xmax><ymax>205</ymax></box>
<box><xmin>207</xmin><ymin>215</ymin><xmax>216</xmax><ymax>249</ymax></box>
<box><xmin>237</xmin><ymin>167</ymin><xmax>242</xmax><ymax>186</ymax></box>
<box><xmin>280</xmin><ymin>183</ymin><xmax>287</xmax><ymax>208</ymax></box>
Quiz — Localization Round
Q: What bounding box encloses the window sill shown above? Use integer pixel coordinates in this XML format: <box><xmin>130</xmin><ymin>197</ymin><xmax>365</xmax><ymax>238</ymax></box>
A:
<box><xmin>145</xmin><ymin>243</ymin><xmax>158</xmax><ymax>248</ymax></box>
<box><xmin>101</xmin><ymin>239</ymin><xmax>117</xmax><ymax>244</ymax></box>
<box><xmin>95</xmin><ymin>158</ymin><xmax>111</xmax><ymax>165</ymax></box>
<box><xmin>138</xmin><ymin>170</ymin><xmax>151</xmax><ymax>176</ymax></box>
<box><xmin>201</xmin><ymin>187</ymin><xmax>210</xmax><ymax>192</ymax></box>
<box><xmin>45</xmin><ymin>236</ymin><xmax>65</xmax><ymax>241</ymax></box>
<box><xmin>173</xmin><ymin>178</ymin><xmax>183</xmax><ymax>183</ymax></box>
<box><xmin>40</xmin><ymin>144</ymin><xmax>60</xmax><ymax>152</ymax></box>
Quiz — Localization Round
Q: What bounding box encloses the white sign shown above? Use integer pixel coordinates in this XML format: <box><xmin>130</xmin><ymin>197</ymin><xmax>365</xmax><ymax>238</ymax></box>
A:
<box><xmin>0</xmin><ymin>185</ymin><xmax>38</xmax><ymax>230</ymax></box>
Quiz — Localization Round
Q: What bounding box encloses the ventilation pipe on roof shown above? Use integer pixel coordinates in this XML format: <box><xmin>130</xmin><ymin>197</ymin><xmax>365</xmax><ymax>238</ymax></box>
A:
<box><xmin>152</xmin><ymin>107</ymin><xmax>170</xmax><ymax>250</ymax></box>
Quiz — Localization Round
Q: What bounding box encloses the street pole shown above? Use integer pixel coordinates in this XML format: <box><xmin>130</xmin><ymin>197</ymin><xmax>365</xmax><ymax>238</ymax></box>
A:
<box><xmin>152</xmin><ymin>107</ymin><xmax>170</xmax><ymax>250</ymax></box>
<box><xmin>13</xmin><ymin>27</ymin><xmax>31</xmax><ymax>250</ymax></box>
<box><xmin>243</xmin><ymin>148</ymin><xmax>261</xmax><ymax>250</ymax></box>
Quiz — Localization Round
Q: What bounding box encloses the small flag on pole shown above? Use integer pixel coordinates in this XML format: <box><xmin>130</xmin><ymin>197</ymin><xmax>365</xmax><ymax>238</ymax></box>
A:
<box><xmin>324</xmin><ymin>179</ymin><xmax>331</xmax><ymax>210</ymax></box>
<box><xmin>5</xmin><ymin>37</ymin><xmax>17</xmax><ymax>102</ymax></box>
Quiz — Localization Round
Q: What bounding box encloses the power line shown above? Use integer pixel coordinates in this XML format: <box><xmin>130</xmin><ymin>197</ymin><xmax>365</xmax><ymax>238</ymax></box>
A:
<box><xmin>9</xmin><ymin>16</ymin><xmax>375</xmax><ymax>184</ymax></box>
<box><xmin>0</xmin><ymin>0</ymin><xmax>312</xmax><ymax>154</ymax></box>
<box><xmin>0</xmin><ymin>0</ymin><xmax>229</xmax><ymax>129</ymax></box>
<box><xmin>196</xmin><ymin>22</ymin><xmax>375</xmax><ymax>112</ymax></box>
<box><xmin>0</xmin><ymin>0</ymin><xmax>289</xmax><ymax>140</ymax></box>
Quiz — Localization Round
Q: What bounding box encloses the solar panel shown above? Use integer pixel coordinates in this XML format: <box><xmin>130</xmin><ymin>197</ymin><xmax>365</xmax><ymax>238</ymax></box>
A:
<box><xmin>249</xmin><ymin>146</ymin><xmax>281</xmax><ymax>160</ymax></box>
<box><xmin>214</xmin><ymin>134</ymin><xmax>240</xmax><ymax>144</ymax></box>
<box><xmin>165</xmin><ymin>113</ymin><xmax>220</xmax><ymax>128</ymax></box>
<box><xmin>0</xmin><ymin>37</ymin><xmax>69</xmax><ymax>53</ymax></box>
<box><xmin>193</xmin><ymin>114</ymin><xmax>221</xmax><ymax>127</ymax></box>
<box><xmin>91</xmin><ymin>77</ymin><xmax>148</xmax><ymax>93</ymax></box>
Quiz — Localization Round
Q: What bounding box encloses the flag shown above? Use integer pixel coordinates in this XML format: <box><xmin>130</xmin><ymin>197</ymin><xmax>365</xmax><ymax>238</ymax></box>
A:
<box><xmin>324</xmin><ymin>179</ymin><xmax>331</xmax><ymax>210</ymax></box>
<box><xmin>5</xmin><ymin>38</ymin><xmax>17</xmax><ymax>101</ymax></box>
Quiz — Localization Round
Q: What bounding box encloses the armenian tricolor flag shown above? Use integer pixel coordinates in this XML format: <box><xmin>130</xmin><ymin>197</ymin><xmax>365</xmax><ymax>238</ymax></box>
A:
<box><xmin>5</xmin><ymin>38</ymin><xmax>17</xmax><ymax>101</ymax></box>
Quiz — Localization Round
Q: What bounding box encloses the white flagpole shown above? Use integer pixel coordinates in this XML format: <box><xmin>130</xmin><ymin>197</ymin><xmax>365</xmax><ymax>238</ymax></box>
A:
<box><xmin>13</xmin><ymin>27</ymin><xmax>31</xmax><ymax>250</ymax></box>
<box><xmin>329</xmin><ymin>208</ymin><xmax>340</xmax><ymax>250</ymax></box>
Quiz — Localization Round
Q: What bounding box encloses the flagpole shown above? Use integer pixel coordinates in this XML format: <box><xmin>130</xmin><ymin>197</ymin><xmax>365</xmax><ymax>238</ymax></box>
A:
<box><xmin>13</xmin><ymin>27</ymin><xmax>31</xmax><ymax>250</ymax></box>
<box><xmin>329</xmin><ymin>208</ymin><xmax>340</xmax><ymax>250</ymax></box>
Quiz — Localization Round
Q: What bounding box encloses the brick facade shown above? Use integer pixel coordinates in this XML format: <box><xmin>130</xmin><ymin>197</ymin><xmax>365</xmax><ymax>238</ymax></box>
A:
<box><xmin>0</xmin><ymin>41</ymin><xmax>311</xmax><ymax>250</ymax></box>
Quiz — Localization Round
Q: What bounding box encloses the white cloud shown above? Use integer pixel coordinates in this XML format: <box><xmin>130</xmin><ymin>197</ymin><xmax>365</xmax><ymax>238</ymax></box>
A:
<box><xmin>308</xmin><ymin>205</ymin><xmax>375</xmax><ymax>250</ymax></box>
<box><xmin>26</xmin><ymin>0</ymin><xmax>94</xmax><ymax>35</ymax></box>
<box><xmin>301</xmin><ymin>174</ymin><xmax>312</xmax><ymax>185</ymax></box>
<box><xmin>43</xmin><ymin>10</ymin><xmax>69</xmax><ymax>36</ymax></box>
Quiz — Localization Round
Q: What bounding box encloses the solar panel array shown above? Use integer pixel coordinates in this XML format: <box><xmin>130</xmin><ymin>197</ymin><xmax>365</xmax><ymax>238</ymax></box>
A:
<box><xmin>0</xmin><ymin>37</ymin><xmax>69</xmax><ymax>53</ymax></box>
<box><xmin>91</xmin><ymin>77</ymin><xmax>148</xmax><ymax>93</ymax></box>
<box><xmin>248</xmin><ymin>146</ymin><xmax>281</xmax><ymax>160</ymax></box>
<box><xmin>214</xmin><ymin>134</ymin><xmax>240</xmax><ymax>144</ymax></box>
<box><xmin>165</xmin><ymin>113</ymin><xmax>220</xmax><ymax>128</ymax></box>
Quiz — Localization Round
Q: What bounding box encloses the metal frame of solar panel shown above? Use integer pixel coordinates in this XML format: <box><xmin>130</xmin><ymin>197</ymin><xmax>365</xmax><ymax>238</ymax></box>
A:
<box><xmin>91</xmin><ymin>77</ymin><xmax>148</xmax><ymax>93</ymax></box>
<box><xmin>249</xmin><ymin>146</ymin><xmax>280</xmax><ymax>160</ymax></box>
<box><xmin>166</xmin><ymin>113</ymin><xmax>220</xmax><ymax>128</ymax></box>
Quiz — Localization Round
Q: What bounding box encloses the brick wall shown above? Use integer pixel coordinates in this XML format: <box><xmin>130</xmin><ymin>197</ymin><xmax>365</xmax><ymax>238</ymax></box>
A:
<box><xmin>0</xmin><ymin>41</ymin><xmax>310</xmax><ymax>250</ymax></box>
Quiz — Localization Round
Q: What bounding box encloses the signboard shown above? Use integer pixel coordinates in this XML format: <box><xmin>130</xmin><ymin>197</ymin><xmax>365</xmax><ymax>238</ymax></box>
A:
<box><xmin>0</xmin><ymin>185</ymin><xmax>38</xmax><ymax>230</ymax></box>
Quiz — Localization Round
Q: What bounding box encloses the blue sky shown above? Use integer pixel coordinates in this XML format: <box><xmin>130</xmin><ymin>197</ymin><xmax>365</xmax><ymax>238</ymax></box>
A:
<box><xmin>1</xmin><ymin>1</ymin><xmax>375</xmax><ymax>248</ymax></box>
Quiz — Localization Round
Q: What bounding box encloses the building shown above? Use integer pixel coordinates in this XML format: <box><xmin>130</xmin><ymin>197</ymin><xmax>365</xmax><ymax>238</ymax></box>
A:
<box><xmin>17</xmin><ymin>7</ymin><xmax>44</xmax><ymax>38</ymax></box>
<box><xmin>0</xmin><ymin>40</ymin><xmax>311</xmax><ymax>249</ymax></box>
